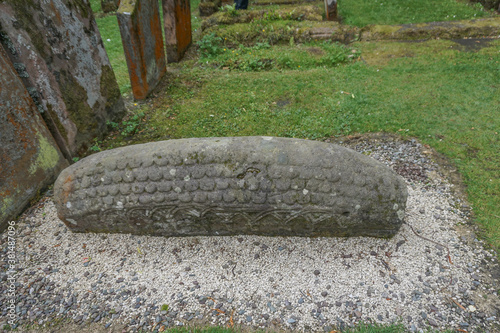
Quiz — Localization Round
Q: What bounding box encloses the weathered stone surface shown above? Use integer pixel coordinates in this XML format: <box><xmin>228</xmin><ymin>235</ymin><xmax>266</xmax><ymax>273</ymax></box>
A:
<box><xmin>324</xmin><ymin>0</ymin><xmax>337</xmax><ymax>21</ymax></box>
<box><xmin>360</xmin><ymin>18</ymin><xmax>500</xmax><ymax>41</ymax></box>
<box><xmin>162</xmin><ymin>0</ymin><xmax>192</xmax><ymax>63</ymax></box>
<box><xmin>0</xmin><ymin>0</ymin><xmax>125</xmax><ymax>156</ymax></box>
<box><xmin>54</xmin><ymin>137</ymin><xmax>407</xmax><ymax>238</ymax></box>
<box><xmin>0</xmin><ymin>45</ymin><xmax>68</xmax><ymax>231</ymax></box>
<box><xmin>117</xmin><ymin>0</ymin><xmax>167</xmax><ymax>100</ymax></box>
<box><xmin>102</xmin><ymin>0</ymin><xmax>121</xmax><ymax>13</ymax></box>
<box><xmin>201</xmin><ymin>5</ymin><xmax>323</xmax><ymax>30</ymax></box>
<box><xmin>199</xmin><ymin>0</ymin><xmax>221</xmax><ymax>17</ymax></box>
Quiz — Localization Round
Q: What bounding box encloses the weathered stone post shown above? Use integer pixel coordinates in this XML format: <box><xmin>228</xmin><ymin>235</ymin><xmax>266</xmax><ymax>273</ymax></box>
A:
<box><xmin>117</xmin><ymin>0</ymin><xmax>167</xmax><ymax>100</ymax></box>
<box><xmin>324</xmin><ymin>0</ymin><xmax>337</xmax><ymax>21</ymax></box>
<box><xmin>0</xmin><ymin>0</ymin><xmax>125</xmax><ymax>157</ymax></box>
<box><xmin>0</xmin><ymin>45</ymin><xmax>68</xmax><ymax>231</ymax></box>
<box><xmin>162</xmin><ymin>0</ymin><xmax>192</xmax><ymax>63</ymax></box>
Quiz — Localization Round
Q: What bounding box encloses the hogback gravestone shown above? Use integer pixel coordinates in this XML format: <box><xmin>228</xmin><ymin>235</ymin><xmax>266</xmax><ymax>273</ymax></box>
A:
<box><xmin>54</xmin><ymin>137</ymin><xmax>407</xmax><ymax>238</ymax></box>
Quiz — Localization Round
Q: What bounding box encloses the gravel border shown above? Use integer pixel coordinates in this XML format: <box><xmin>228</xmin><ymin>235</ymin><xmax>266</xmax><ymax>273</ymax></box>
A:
<box><xmin>1</xmin><ymin>135</ymin><xmax>499</xmax><ymax>333</ymax></box>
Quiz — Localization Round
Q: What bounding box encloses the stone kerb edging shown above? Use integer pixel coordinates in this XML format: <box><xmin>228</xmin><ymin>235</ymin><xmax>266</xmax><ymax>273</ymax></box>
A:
<box><xmin>360</xmin><ymin>18</ymin><xmax>500</xmax><ymax>41</ymax></box>
<box><xmin>54</xmin><ymin>137</ymin><xmax>407</xmax><ymax>238</ymax></box>
<box><xmin>202</xmin><ymin>17</ymin><xmax>500</xmax><ymax>44</ymax></box>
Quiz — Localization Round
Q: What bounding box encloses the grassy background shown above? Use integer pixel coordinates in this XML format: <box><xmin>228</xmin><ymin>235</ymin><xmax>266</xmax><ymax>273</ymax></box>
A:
<box><xmin>338</xmin><ymin>0</ymin><xmax>495</xmax><ymax>26</ymax></box>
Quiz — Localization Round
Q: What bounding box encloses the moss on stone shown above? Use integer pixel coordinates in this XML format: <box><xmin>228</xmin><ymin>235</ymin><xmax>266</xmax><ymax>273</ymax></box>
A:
<box><xmin>100</xmin><ymin>65</ymin><xmax>125</xmax><ymax>123</ymax></box>
<box><xmin>199</xmin><ymin>2</ymin><xmax>218</xmax><ymax>17</ymax></box>
<box><xmin>361</xmin><ymin>18</ymin><xmax>500</xmax><ymax>41</ymax></box>
<box><xmin>117</xmin><ymin>0</ymin><xmax>137</xmax><ymax>14</ymax></box>
<box><xmin>4</xmin><ymin>0</ymin><xmax>49</xmax><ymax>60</ymax></box>
<box><xmin>59</xmin><ymin>69</ymin><xmax>96</xmax><ymax>148</ymax></box>
<box><xmin>29</xmin><ymin>132</ymin><xmax>61</xmax><ymax>174</ymax></box>
<box><xmin>203</xmin><ymin>20</ymin><xmax>352</xmax><ymax>46</ymax></box>
<box><xmin>202</xmin><ymin>5</ymin><xmax>322</xmax><ymax>30</ymax></box>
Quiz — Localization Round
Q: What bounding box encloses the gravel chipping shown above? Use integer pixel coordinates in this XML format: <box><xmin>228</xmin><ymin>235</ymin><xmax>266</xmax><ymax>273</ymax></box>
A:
<box><xmin>1</xmin><ymin>135</ymin><xmax>499</xmax><ymax>332</ymax></box>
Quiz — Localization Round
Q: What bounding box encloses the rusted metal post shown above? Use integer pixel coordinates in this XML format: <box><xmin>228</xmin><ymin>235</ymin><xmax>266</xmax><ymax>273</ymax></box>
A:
<box><xmin>117</xmin><ymin>0</ymin><xmax>167</xmax><ymax>100</ymax></box>
<box><xmin>324</xmin><ymin>0</ymin><xmax>337</xmax><ymax>21</ymax></box>
<box><xmin>162</xmin><ymin>0</ymin><xmax>192</xmax><ymax>63</ymax></box>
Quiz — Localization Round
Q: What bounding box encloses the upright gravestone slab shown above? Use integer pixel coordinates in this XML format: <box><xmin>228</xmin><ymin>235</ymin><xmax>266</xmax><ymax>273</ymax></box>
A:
<box><xmin>54</xmin><ymin>137</ymin><xmax>408</xmax><ymax>238</ymax></box>
<box><xmin>0</xmin><ymin>0</ymin><xmax>125</xmax><ymax>156</ymax></box>
<box><xmin>117</xmin><ymin>0</ymin><xmax>167</xmax><ymax>100</ymax></box>
<box><xmin>102</xmin><ymin>0</ymin><xmax>121</xmax><ymax>13</ymax></box>
<box><xmin>0</xmin><ymin>45</ymin><xmax>68</xmax><ymax>231</ymax></box>
<box><xmin>324</xmin><ymin>0</ymin><xmax>337</xmax><ymax>21</ymax></box>
<box><xmin>162</xmin><ymin>0</ymin><xmax>192</xmax><ymax>63</ymax></box>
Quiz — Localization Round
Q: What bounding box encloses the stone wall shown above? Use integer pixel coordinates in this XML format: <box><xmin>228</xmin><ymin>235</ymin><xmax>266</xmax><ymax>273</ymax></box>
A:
<box><xmin>0</xmin><ymin>45</ymin><xmax>68</xmax><ymax>231</ymax></box>
<box><xmin>0</xmin><ymin>0</ymin><xmax>125</xmax><ymax>156</ymax></box>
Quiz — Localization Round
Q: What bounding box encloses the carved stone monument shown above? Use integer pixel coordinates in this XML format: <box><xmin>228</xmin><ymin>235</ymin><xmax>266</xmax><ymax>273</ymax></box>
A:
<box><xmin>162</xmin><ymin>0</ymin><xmax>192</xmax><ymax>63</ymax></box>
<box><xmin>54</xmin><ymin>137</ymin><xmax>407</xmax><ymax>238</ymax></box>
<box><xmin>117</xmin><ymin>0</ymin><xmax>167</xmax><ymax>100</ymax></box>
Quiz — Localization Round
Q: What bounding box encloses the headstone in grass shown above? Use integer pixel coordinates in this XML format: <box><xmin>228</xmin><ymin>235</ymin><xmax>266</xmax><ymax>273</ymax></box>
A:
<box><xmin>54</xmin><ymin>137</ymin><xmax>408</xmax><ymax>238</ymax></box>
<box><xmin>162</xmin><ymin>0</ymin><xmax>192</xmax><ymax>63</ymax></box>
<box><xmin>324</xmin><ymin>0</ymin><xmax>337</xmax><ymax>21</ymax></box>
<box><xmin>117</xmin><ymin>0</ymin><xmax>167</xmax><ymax>100</ymax></box>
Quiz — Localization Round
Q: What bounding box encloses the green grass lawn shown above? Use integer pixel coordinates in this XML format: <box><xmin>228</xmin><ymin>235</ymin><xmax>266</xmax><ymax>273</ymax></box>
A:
<box><xmin>338</xmin><ymin>0</ymin><xmax>496</xmax><ymax>26</ymax></box>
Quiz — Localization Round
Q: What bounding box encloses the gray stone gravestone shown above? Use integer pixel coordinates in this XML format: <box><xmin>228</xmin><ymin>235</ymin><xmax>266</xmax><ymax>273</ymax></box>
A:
<box><xmin>54</xmin><ymin>137</ymin><xmax>407</xmax><ymax>238</ymax></box>
<box><xmin>117</xmin><ymin>0</ymin><xmax>167</xmax><ymax>100</ymax></box>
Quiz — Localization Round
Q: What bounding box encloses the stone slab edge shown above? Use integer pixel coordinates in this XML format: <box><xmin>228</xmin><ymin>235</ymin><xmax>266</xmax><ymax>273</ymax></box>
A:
<box><xmin>0</xmin><ymin>45</ymin><xmax>68</xmax><ymax>231</ymax></box>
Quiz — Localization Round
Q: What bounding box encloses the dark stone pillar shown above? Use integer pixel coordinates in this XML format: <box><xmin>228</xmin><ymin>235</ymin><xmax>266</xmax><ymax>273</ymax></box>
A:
<box><xmin>162</xmin><ymin>0</ymin><xmax>192</xmax><ymax>63</ymax></box>
<box><xmin>0</xmin><ymin>44</ymin><xmax>68</xmax><ymax>231</ymax></box>
<box><xmin>117</xmin><ymin>0</ymin><xmax>167</xmax><ymax>100</ymax></box>
<box><xmin>325</xmin><ymin>0</ymin><xmax>337</xmax><ymax>21</ymax></box>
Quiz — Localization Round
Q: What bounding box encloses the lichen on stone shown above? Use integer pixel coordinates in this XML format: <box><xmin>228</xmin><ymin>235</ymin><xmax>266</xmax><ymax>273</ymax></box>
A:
<box><xmin>29</xmin><ymin>132</ymin><xmax>61</xmax><ymax>175</ymax></box>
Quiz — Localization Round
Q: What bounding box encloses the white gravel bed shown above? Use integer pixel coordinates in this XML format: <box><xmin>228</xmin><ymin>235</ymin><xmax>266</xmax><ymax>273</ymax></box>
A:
<box><xmin>1</xmin><ymin>137</ymin><xmax>499</xmax><ymax>333</ymax></box>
